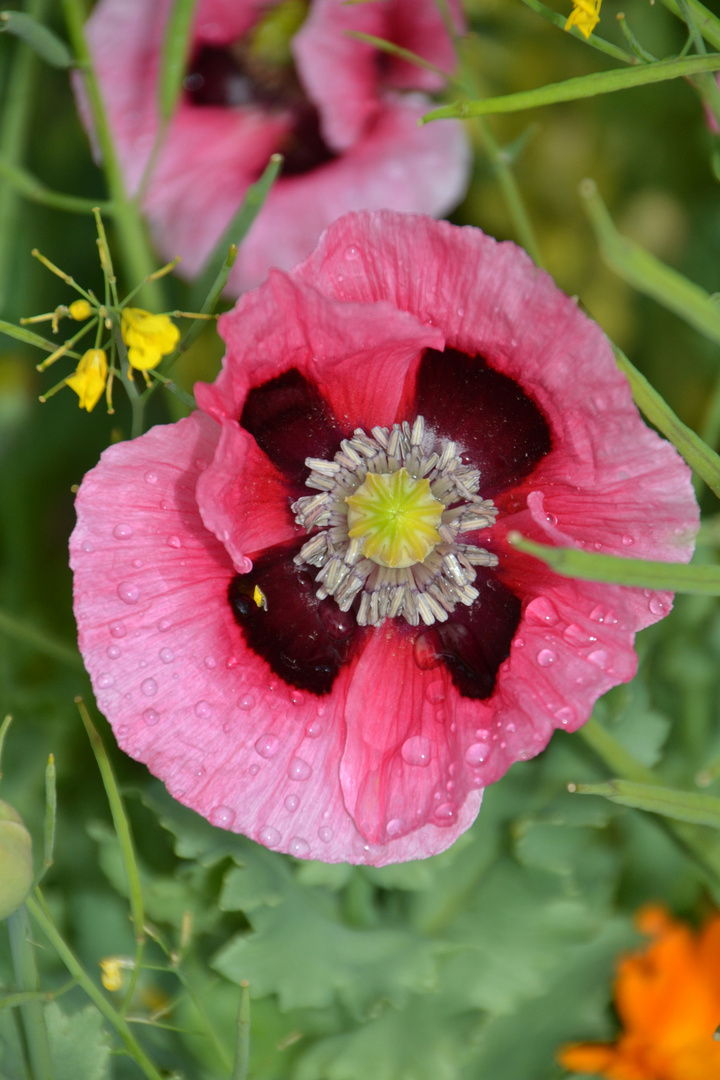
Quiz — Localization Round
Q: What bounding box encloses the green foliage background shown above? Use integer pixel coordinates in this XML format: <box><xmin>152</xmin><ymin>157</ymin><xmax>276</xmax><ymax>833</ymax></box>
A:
<box><xmin>1</xmin><ymin>1</ymin><xmax>720</xmax><ymax>1078</ymax></box>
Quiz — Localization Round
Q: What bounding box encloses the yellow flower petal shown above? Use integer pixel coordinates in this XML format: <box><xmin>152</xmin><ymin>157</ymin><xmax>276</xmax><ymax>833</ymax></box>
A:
<box><xmin>69</xmin><ymin>299</ymin><xmax>93</xmax><ymax>321</ymax></box>
<box><xmin>565</xmin><ymin>0</ymin><xmax>602</xmax><ymax>38</ymax></box>
<box><xmin>121</xmin><ymin>308</ymin><xmax>180</xmax><ymax>371</ymax></box>
<box><xmin>66</xmin><ymin>348</ymin><xmax>108</xmax><ymax>411</ymax></box>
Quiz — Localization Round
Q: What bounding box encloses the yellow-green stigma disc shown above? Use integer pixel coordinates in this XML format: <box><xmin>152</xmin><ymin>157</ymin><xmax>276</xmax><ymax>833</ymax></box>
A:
<box><xmin>345</xmin><ymin>468</ymin><xmax>444</xmax><ymax>569</ymax></box>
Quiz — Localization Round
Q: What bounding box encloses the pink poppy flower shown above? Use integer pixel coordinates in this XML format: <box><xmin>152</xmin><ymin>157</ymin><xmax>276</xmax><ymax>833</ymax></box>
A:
<box><xmin>77</xmin><ymin>0</ymin><xmax>470</xmax><ymax>293</ymax></box>
<box><xmin>70</xmin><ymin>211</ymin><xmax>698</xmax><ymax>865</ymax></box>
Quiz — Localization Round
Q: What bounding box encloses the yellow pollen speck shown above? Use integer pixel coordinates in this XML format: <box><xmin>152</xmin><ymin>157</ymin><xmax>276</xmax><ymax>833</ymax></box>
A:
<box><xmin>252</xmin><ymin>585</ymin><xmax>267</xmax><ymax>609</ymax></box>
<box><xmin>345</xmin><ymin>468</ymin><xmax>443</xmax><ymax>569</ymax></box>
<box><xmin>564</xmin><ymin>0</ymin><xmax>602</xmax><ymax>38</ymax></box>
<box><xmin>121</xmin><ymin>308</ymin><xmax>180</xmax><ymax>371</ymax></box>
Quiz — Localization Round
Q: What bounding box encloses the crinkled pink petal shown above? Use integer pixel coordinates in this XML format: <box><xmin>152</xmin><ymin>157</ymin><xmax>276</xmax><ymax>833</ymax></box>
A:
<box><xmin>197</xmin><ymin>268</ymin><xmax>443</xmax><ymax>431</ymax></box>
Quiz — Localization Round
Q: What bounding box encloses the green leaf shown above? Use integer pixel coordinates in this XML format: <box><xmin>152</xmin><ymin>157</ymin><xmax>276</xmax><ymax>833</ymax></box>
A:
<box><xmin>214</xmin><ymin>885</ymin><xmax>440</xmax><ymax>1018</ymax></box>
<box><xmin>44</xmin><ymin>1003</ymin><xmax>111</xmax><ymax>1080</ymax></box>
<box><xmin>572</xmin><ymin>778</ymin><xmax>720</xmax><ymax>828</ymax></box>
<box><xmin>0</xmin><ymin>317</ymin><xmax>78</xmax><ymax>355</ymax></box>
<box><xmin>422</xmin><ymin>53</ymin><xmax>720</xmax><ymax>120</ymax></box>
<box><xmin>0</xmin><ymin>10</ymin><xmax>73</xmax><ymax>67</ymax></box>
<box><xmin>157</xmin><ymin>0</ymin><xmax>200</xmax><ymax>122</ymax></box>
<box><xmin>508</xmin><ymin>534</ymin><xmax>719</xmax><ymax>594</ymax></box>
<box><xmin>581</xmin><ymin>179</ymin><xmax>720</xmax><ymax>348</ymax></box>
<box><xmin>612</xmin><ymin>346</ymin><xmax>720</xmax><ymax>500</ymax></box>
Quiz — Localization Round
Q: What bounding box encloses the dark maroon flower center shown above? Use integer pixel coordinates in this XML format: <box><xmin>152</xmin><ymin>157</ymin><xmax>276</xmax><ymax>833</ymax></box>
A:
<box><xmin>228</xmin><ymin>349</ymin><xmax>552</xmax><ymax>700</ymax></box>
<box><xmin>184</xmin><ymin>41</ymin><xmax>335</xmax><ymax>177</ymax></box>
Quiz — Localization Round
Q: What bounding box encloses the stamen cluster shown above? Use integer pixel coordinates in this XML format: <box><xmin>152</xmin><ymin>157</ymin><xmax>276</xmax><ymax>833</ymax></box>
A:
<box><xmin>292</xmin><ymin>416</ymin><xmax>498</xmax><ymax>628</ymax></box>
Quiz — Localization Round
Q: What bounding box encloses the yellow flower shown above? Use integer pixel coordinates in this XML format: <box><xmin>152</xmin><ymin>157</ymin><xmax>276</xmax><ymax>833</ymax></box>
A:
<box><xmin>565</xmin><ymin>0</ymin><xmax>602</xmax><ymax>38</ymax></box>
<box><xmin>69</xmin><ymin>299</ymin><xmax>93</xmax><ymax>321</ymax></box>
<box><xmin>99</xmin><ymin>957</ymin><xmax>125</xmax><ymax>992</ymax></box>
<box><xmin>121</xmin><ymin>308</ymin><xmax>180</xmax><ymax>371</ymax></box>
<box><xmin>558</xmin><ymin>905</ymin><xmax>720</xmax><ymax>1080</ymax></box>
<box><xmin>65</xmin><ymin>349</ymin><xmax>108</xmax><ymax>412</ymax></box>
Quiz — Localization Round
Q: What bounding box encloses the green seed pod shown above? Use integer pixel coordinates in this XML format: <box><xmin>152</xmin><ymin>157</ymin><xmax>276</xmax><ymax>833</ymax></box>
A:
<box><xmin>0</xmin><ymin>800</ymin><xmax>33</xmax><ymax>919</ymax></box>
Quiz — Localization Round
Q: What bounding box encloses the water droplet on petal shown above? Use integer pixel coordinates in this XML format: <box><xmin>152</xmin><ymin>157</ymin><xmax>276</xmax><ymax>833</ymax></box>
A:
<box><xmin>194</xmin><ymin>458</ymin><xmax>208</xmax><ymax>472</ymax></box>
<box><xmin>255</xmin><ymin>734</ymin><xmax>279</xmax><ymax>758</ymax></box>
<box><xmin>204</xmin><ymin>655</ymin><xmax>216</xmax><ymax>669</ymax></box>
<box><xmin>113</xmin><ymin>524</ymin><xmax>133</xmax><ymax>540</ymax></box>
<box><xmin>435</xmin><ymin>803</ymin><xmax>455</xmax><ymax>821</ymax></box>
<box><xmin>258</xmin><ymin>826</ymin><xmax>280</xmax><ymax>846</ymax></box>
<box><xmin>144</xmin><ymin>471</ymin><xmax>158</xmax><ymax>484</ymax></box>
<box><xmin>414</xmin><ymin>632</ymin><xmax>441</xmax><ymax>670</ymax></box>
<box><xmin>289</xmin><ymin>837</ymin><xmax>310</xmax><ymax>857</ymax></box>
<box><xmin>318</xmin><ymin>825</ymin><xmax>333</xmax><ymax>842</ymax></box>
<box><xmin>290</xmin><ymin>690</ymin><xmax>304</xmax><ymax>705</ymax></box>
<box><xmin>563</xmin><ymin>624</ymin><xmax>596</xmax><ymax>646</ymax></box>
<box><xmin>210</xmin><ymin>805</ymin><xmax>235</xmax><ymax>828</ymax></box>
<box><xmin>288</xmin><ymin>757</ymin><xmax>312</xmax><ymax>781</ymax></box>
<box><xmin>525</xmin><ymin>597</ymin><xmax>560</xmax><ymax>626</ymax></box>
<box><xmin>97</xmin><ymin>673</ymin><xmax>114</xmax><ymax>689</ymax></box>
<box><xmin>238</xmin><ymin>694</ymin><xmax>255</xmax><ymax>710</ymax></box>
<box><xmin>426</xmin><ymin>681</ymin><xmax>445</xmax><ymax>704</ymax></box>
<box><xmin>285</xmin><ymin>795</ymin><xmax>300</xmax><ymax>812</ymax></box>
<box><xmin>109</xmin><ymin>621</ymin><xmax>126</xmax><ymax>638</ymax></box>
<box><xmin>159</xmin><ymin>648</ymin><xmax>174</xmax><ymax>663</ymax></box>
<box><xmin>555</xmin><ymin>706</ymin><xmax>575</xmax><ymax>726</ymax></box>
<box><xmin>107</xmin><ymin>645</ymin><xmax>121</xmax><ymax>659</ymax></box>
<box><xmin>81</xmin><ymin>540</ymin><xmax>94</xmax><ymax>552</ymax></box>
<box><xmin>305</xmin><ymin>721</ymin><xmax>323</xmax><ymax>738</ymax></box>
<box><xmin>167</xmin><ymin>535</ymin><xmax>181</xmax><ymax>548</ymax></box>
<box><xmin>588</xmin><ymin>605</ymin><xmax>605</xmax><ymax>623</ymax></box>
<box><xmin>649</xmin><ymin>597</ymin><xmax>665</xmax><ymax>615</ymax></box>
<box><xmin>143</xmin><ymin>708</ymin><xmax>160</xmax><ymax>726</ymax></box>
<box><xmin>537</xmin><ymin>648</ymin><xmax>557</xmax><ymax>667</ymax></box>
<box><xmin>386</xmin><ymin>818</ymin><xmax>404</xmax><ymax>837</ymax></box>
<box><xmin>194</xmin><ymin>700</ymin><xmax>212</xmax><ymax>718</ymax></box>
<box><xmin>622</xmin><ymin>534</ymin><xmax>634</xmax><ymax>546</ymax></box>
<box><xmin>465</xmin><ymin>742</ymin><xmax>489</xmax><ymax>766</ymax></box>
<box><xmin>117</xmin><ymin>581</ymin><xmax>139</xmax><ymax>604</ymax></box>
<box><xmin>249</xmin><ymin>763</ymin><xmax>259</xmax><ymax>776</ymax></box>
<box><xmin>158</xmin><ymin>618</ymin><xmax>172</xmax><ymax>631</ymax></box>
<box><xmin>345</xmin><ymin>244</ymin><xmax>360</xmax><ymax>260</ymax></box>
<box><xmin>141</xmin><ymin>678</ymin><xmax>158</xmax><ymax>697</ymax></box>
<box><xmin>588</xmin><ymin>649</ymin><xmax>610</xmax><ymax>669</ymax></box>
<box><xmin>401</xmin><ymin>736</ymin><xmax>431</xmax><ymax>767</ymax></box>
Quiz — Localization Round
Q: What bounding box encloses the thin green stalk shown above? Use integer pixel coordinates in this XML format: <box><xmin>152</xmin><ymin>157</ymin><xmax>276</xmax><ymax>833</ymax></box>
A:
<box><xmin>0</xmin><ymin>157</ymin><xmax>109</xmax><ymax>214</ymax></box>
<box><xmin>0</xmin><ymin>0</ymin><xmax>48</xmax><ymax>310</ymax></box>
<box><xmin>676</xmin><ymin>0</ymin><xmax>720</xmax><ymax>127</ymax></box>
<box><xmin>0</xmin><ymin>608</ymin><xmax>84</xmax><ymax>669</ymax></box>
<box><xmin>474</xmin><ymin>118</ymin><xmax>543</xmax><ymax>265</ymax></box>
<box><xmin>42</xmin><ymin>754</ymin><xmax>56</xmax><ymax>875</ymax></box>
<box><xmin>25</xmin><ymin>891</ymin><xmax>164</xmax><ymax>1080</ymax></box>
<box><xmin>76</xmin><ymin>699</ymin><xmax>146</xmax><ymax>1015</ymax></box>
<box><xmin>60</xmin><ymin>0</ymin><xmax>165</xmax><ymax>309</ymax></box>
<box><xmin>519</xmin><ymin>0</ymin><xmax>636</xmax><ymax>65</ymax></box>
<box><xmin>7</xmin><ymin>906</ymin><xmax>54</xmax><ymax>1080</ymax></box>
<box><xmin>660</xmin><ymin>0</ymin><xmax>720</xmax><ymax>51</ymax></box>
<box><xmin>0</xmin><ymin>714</ymin><xmax>12</xmax><ymax>777</ymax></box>
<box><xmin>232</xmin><ymin>982</ymin><xmax>251</xmax><ymax>1080</ymax></box>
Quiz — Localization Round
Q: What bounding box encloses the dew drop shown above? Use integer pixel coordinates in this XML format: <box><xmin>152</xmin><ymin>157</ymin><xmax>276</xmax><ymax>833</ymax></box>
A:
<box><xmin>589</xmin><ymin>605</ymin><xmax>605</xmax><ymax>623</ymax></box>
<box><xmin>107</xmin><ymin>645</ymin><xmax>121</xmax><ymax>659</ymax></box>
<box><xmin>117</xmin><ymin>581</ymin><xmax>139</xmax><ymax>604</ymax></box>
<box><xmin>622</xmin><ymin>534</ymin><xmax>634</xmax><ymax>546</ymax></box>
<box><xmin>386</xmin><ymin>818</ymin><xmax>404</xmax><ymax>837</ymax></box>
<box><xmin>143</xmin><ymin>708</ymin><xmax>160</xmax><ymax>726</ymax></box>
<box><xmin>141</xmin><ymin>678</ymin><xmax>158</xmax><ymax>697</ymax></box>
<box><xmin>465</xmin><ymin>742</ymin><xmax>489</xmax><ymax>766</ymax></box>
<box><xmin>344</xmin><ymin>244</ymin><xmax>360</xmax><ymax>260</ymax></box>
<box><xmin>204</xmin><ymin>655</ymin><xmax>216</xmax><ymax>669</ymax></box>
<box><xmin>435</xmin><ymin>803</ymin><xmax>455</xmax><ymax>821</ymax></box>
<box><xmin>555</xmin><ymin>706</ymin><xmax>575</xmax><ymax>726</ymax></box>
<box><xmin>318</xmin><ymin>825</ymin><xmax>333</xmax><ymax>843</ymax></box>
<box><xmin>144</xmin><ymin>470</ymin><xmax>158</xmax><ymax>484</ymax></box>
<box><xmin>649</xmin><ymin>596</ymin><xmax>665</xmax><ymax>616</ymax></box>
<box><xmin>475</xmin><ymin>728</ymin><xmax>490</xmax><ymax>739</ymax></box>
<box><xmin>258</xmin><ymin>826</ymin><xmax>280</xmax><ymax>846</ymax></box>
<box><xmin>588</xmin><ymin>649</ymin><xmax>610</xmax><ymax>669</ymax></box>
<box><xmin>159</xmin><ymin>648</ymin><xmax>174</xmax><ymax>664</ymax></box>
<box><xmin>285</xmin><ymin>794</ymin><xmax>300</xmax><ymax>812</ymax></box>
<box><xmin>563</xmin><ymin>623</ymin><xmax>595</xmax><ymax>647</ymax></box>
<box><xmin>113</xmin><ymin>524</ymin><xmax>133</xmax><ymax>540</ymax></box>
<box><xmin>194</xmin><ymin>700</ymin><xmax>212</xmax><ymax>718</ymax></box>
<box><xmin>194</xmin><ymin>458</ymin><xmax>208</xmax><ymax>472</ymax></box>
<box><xmin>545</xmin><ymin>512</ymin><xmax>558</xmax><ymax>526</ymax></box>
<box><xmin>414</xmin><ymin>632</ymin><xmax>441</xmax><ymax>670</ymax></box>
<box><xmin>507</xmin><ymin>722</ymin><xmax>516</xmax><ymax>733</ymax></box>
<box><xmin>109</xmin><ymin>621</ymin><xmax>126</xmax><ymax>638</ymax></box>
<box><xmin>81</xmin><ymin>539</ymin><xmax>94</xmax><ymax>553</ymax></box>
<box><xmin>167</xmin><ymin>535</ymin><xmax>181</xmax><ymax>548</ymax></box>
<box><xmin>525</xmin><ymin>597</ymin><xmax>559</xmax><ymax>626</ymax></box>
<box><xmin>289</xmin><ymin>837</ymin><xmax>310</xmax><ymax>857</ymax></box>
<box><xmin>255</xmin><ymin>733</ymin><xmax>279</xmax><ymax>758</ymax></box>
<box><xmin>305</xmin><ymin>720</ymin><xmax>323</xmax><ymax>738</ymax></box>
<box><xmin>132</xmin><ymin>559</ymin><xmax>143</xmax><ymax>569</ymax></box>
<box><xmin>249</xmin><ymin>763</ymin><xmax>260</xmax><ymax>776</ymax></box>
<box><xmin>97</xmin><ymin>673</ymin><xmax>114</xmax><ymax>689</ymax></box>
<box><xmin>514</xmin><ymin>637</ymin><xmax>525</xmax><ymax>648</ymax></box>
<box><xmin>238</xmin><ymin>694</ymin><xmax>256</xmax><ymax>711</ymax></box>
<box><xmin>288</xmin><ymin>757</ymin><xmax>312</xmax><ymax>781</ymax></box>
<box><xmin>290</xmin><ymin>690</ymin><xmax>304</xmax><ymax>706</ymax></box>
<box><xmin>425</xmin><ymin>681</ymin><xmax>445</xmax><ymax>705</ymax></box>
<box><xmin>117</xmin><ymin>724</ymin><xmax>128</xmax><ymax>737</ymax></box>
<box><xmin>158</xmin><ymin>618</ymin><xmax>172</xmax><ymax>632</ymax></box>
<box><xmin>401</xmin><ymin>736</ymin><xmax>431</xmax><ymax>767</ymax></box>
<box><xmin>210</xmin><ymin>805</ymin><xmax>235</xmax><ymax>828</ymax></box>
<box><xmin>537</xmin><ymin>648</ymin><xmax>557</xmax><ymax>667</ymax></box>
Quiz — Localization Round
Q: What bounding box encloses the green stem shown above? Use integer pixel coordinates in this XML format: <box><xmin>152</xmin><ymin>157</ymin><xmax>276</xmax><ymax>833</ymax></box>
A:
<box><xmin>0</xmin><ymin>158</ymin><xmax>110</xmax><ymax>214</ymax></box>
<box><xmin>60</xmin><ymin>0</ymin><xmax>165</xmax><ymax>309</ymax></box>
<box><xmin>232</xmin><ymin>982</ymin><xmax>251</xmax><ymax>1080</ymax></box>
<box><xmin>0</xmin><ymin>0</ymin><xmax>48</xmax><ymax>310</ymax></box>
<box><xmin>25</xmin><ymin>892</ymin><xmax>164</xmax><ymax>1080</ymax></box>
<box><xmin>0</xmin><ymin>607</ymin><xmax>84</xmax><ymax>669</ymax></box>
<box><xmin>474</xmin><ymin>118</ymin><xmax>543</xmax><ymax>265</ymax></box>
<box><xmin>660</xmin><ymin>0</ymin><xmax>720</xmax><ymax>51</ymax></box>
<box><xmin>519</xmin><ymin>0</ymin><xmax>636</xmax><ymax>65</ymax></box>
<box><xmin>7</xmin><ymin>906</ymin><xmax>55</xmax><ymax>1080</ymax></box>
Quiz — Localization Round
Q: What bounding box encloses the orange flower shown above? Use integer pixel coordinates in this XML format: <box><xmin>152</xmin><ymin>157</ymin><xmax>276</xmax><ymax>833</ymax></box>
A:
<box><xmin>558</xmin><ymin>906</ymin><xmax>720</xmax><ymax>1079</ymax></box>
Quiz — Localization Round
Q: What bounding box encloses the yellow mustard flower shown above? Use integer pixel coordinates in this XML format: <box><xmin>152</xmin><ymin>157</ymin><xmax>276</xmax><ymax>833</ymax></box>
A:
<box><xmin>69</xmin><ymin>298</ymin><xmax>93</xmax><ymax>321</ymax></box>
<box><xmin>99</xmin><ymin>957</ymin><xmax>125</xmax><ymax>992</ymax></box>
<box><xmin>565</xmin><ymin>0</ymin><xmax>602</xmax><ymax>38</ymax></box>
<box><xmin>121</xmin><ymin>308</ymin><xmax>180</xmax><ymax>371</ymax></box>
<box><xmin>558</xmin><ymin>905</ymin><xmax>720</xmax><ymax>1080</ymax></box>
<box><xmin>65</xmin><ymin>349</ymin><xmax>108</xmax><ymax>412</ymax></box>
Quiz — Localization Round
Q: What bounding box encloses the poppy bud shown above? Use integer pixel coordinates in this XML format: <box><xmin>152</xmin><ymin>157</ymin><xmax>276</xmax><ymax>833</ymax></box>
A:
<box><xmin>0</xmin><ymin>799</ymin><xmax>33</xmax><ymax>919</ymax></box>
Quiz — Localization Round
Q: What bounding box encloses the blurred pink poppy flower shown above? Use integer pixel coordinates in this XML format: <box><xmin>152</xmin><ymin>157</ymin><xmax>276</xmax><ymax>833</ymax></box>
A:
<box><xmin>71</xmin><ymin>211</ymin><xmax>698</xmax><ymax>865</ymax></box>
<box><xmin>77</xmin><ymin>0</ymin><xmax>470</xmax><ymax>293</ymax></box>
